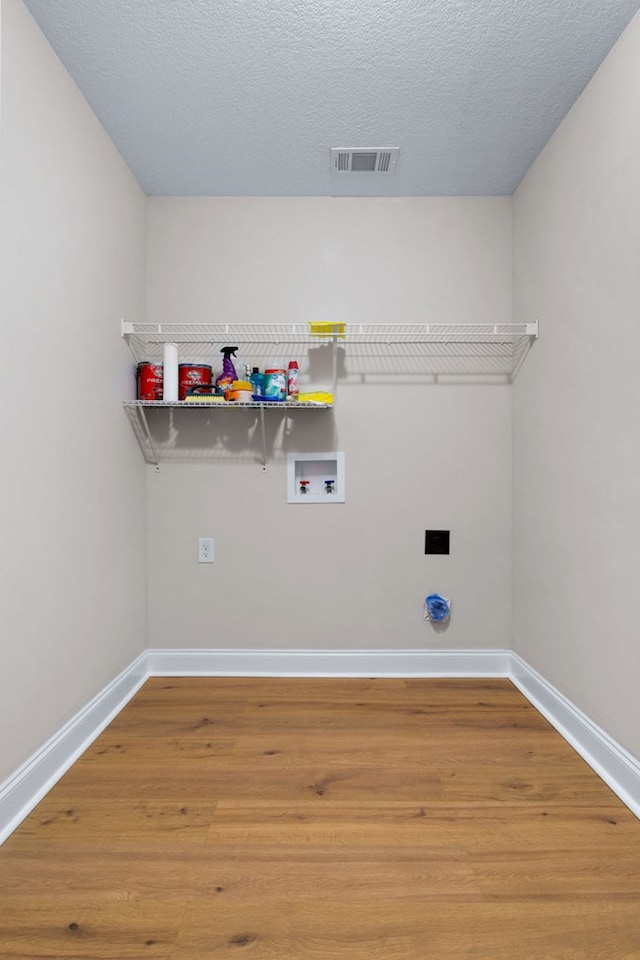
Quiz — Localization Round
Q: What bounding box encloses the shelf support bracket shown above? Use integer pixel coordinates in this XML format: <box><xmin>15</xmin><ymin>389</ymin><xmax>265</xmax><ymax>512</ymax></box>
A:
<box><xmin>259</xmin><ymin>406</ymin><xmax>267</xmax><ymax>471</ymax></box>
<box><xmin>136</xmin><ymin>404</ymin><xmax>161</xmax><ymax>470</ymax></box>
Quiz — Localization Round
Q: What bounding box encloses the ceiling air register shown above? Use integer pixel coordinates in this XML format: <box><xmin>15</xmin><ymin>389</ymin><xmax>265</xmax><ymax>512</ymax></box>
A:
<box><xmin>331</xmin><ymin>148</ymin><xmax>399</xmax><ymax>173</ymax></box>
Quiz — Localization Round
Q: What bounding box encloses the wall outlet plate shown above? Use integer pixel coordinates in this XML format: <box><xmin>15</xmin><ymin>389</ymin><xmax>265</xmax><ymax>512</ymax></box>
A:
<box><xmin>198</xmin><ymin>537</ymin><xmax>214</xmax><ymax>562</ymax></box>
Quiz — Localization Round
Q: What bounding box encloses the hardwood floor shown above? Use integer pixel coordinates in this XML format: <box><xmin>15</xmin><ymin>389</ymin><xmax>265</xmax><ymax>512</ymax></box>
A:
<box><xmin>1</xmin><ymin>678</ymin><xmax>639</xmax><ymax>959</ymax></box>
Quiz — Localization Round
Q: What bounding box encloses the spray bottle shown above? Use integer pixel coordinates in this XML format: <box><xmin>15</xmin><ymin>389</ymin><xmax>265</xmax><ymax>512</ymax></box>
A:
<box><xmin>215</xmin><ymin>346</ymin><xmax>239</xmax><ymax>396</ymax></box>
<box><xmin>287</xmin><ymin>360</ymin><xmax>299</xmax><ymax>400</ymax></box>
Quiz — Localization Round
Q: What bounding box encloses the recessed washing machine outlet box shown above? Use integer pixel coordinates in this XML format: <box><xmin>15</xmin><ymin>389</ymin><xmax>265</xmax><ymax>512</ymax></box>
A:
<box><xmin>425</xmin><ymin>530</ymin><xmax>450</xmax><ymax>555</ymax></box>
<box><xmin>287</xmin><ymin>452</ymin><xmax>345</xmax><ymax>503</ymax></box>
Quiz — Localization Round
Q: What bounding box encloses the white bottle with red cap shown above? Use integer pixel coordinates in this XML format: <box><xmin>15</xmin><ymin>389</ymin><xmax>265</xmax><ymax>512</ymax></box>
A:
<box><xmin>287</xmin><ymin>360</ymin><xmax>299</xmax><ymax>400</ymax></box>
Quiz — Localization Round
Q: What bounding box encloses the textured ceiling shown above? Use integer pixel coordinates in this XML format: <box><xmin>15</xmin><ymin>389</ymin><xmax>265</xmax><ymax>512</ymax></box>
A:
<box><xmin>22</xmin><ymin>0</ymin><xmax>640</xmax><ymax>197</ymax></box>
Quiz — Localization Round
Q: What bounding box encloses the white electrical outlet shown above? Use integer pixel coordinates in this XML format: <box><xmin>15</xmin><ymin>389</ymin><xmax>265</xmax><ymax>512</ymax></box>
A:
<box><xmin>198</xmin><ymin>537</ymin><xmax>214</xmax><ymax>563</ymax></box>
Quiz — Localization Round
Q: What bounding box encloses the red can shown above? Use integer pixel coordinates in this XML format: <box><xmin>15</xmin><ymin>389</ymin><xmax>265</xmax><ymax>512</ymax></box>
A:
<box><xmin>178</xmin><ymin>363</ymin><xmax>213</xmax><ymax>401</ymax></box>
<box><xmin>137</xmin><ymin>362</ymin><xmax>163</xmax><ymax>400</ymax></box>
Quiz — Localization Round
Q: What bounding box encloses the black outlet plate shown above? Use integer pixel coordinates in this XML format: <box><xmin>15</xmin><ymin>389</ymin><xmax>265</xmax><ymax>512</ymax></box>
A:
<box><xmin>425</xmin><ymin>530</ymin><xmax>450</xmax><ymax>555</ymax></box>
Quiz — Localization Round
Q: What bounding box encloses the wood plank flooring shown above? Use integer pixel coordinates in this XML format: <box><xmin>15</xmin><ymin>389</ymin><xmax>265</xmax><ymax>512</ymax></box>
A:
<box><xmin>1</xmin><ymin>677</ymin><xmax>639</xmax><ymax>959</ymax></box>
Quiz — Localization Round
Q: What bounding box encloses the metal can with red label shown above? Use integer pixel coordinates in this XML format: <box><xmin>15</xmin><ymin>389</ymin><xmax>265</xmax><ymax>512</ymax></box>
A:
<box><xmin>178</xmin><ymin>363</ymin><xmax>213</xmax><ymax>401</ymax></box>
<box><xmin>137</xmin><ymin>362</ymin><xmax>163</xmax><ymax>400</ymax></box>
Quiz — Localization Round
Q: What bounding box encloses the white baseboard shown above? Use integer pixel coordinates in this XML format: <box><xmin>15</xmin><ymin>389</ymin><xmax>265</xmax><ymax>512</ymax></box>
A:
<box><xmin>145</xmin><ymin>647</ymin><xmax>512</xmax><ymax>677</ymax></box>
<box><xmin>510</xmin><ymin>653</ymin><xmax>640</xmax><ymax>819</ymax></box>
<box><xmin>0</xmin><ymin>653</ymin><xmax>148</xmax><ymax>845</ymax></box>
<box><xmin>2</xmin><ymin>647</ymin><xmax>638</xmax><ymax>844</ymax></box>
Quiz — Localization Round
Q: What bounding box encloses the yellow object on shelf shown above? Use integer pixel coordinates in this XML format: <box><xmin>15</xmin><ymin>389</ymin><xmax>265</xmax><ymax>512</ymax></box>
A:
<box><xmin>184</xmin><ymin>394</ymin><xmax>226</xmax><ymax>403</ymax></box>
<box><xmin>308</xmin><ymin>321</ymin><xmax>346</xmax><ymax>338</ymax></box>
<box><xmin>225</xmin><ymin>379</ymin><xmax>253</xmax><ymax>402</ymax></box>
<box><xmin>297</xmin><ymin>391</ymin><xmax>334</xmax><ymax>405</ymax></box>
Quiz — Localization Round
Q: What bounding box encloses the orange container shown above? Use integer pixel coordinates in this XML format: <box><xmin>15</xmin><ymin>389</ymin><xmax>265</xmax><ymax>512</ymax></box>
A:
<box><xmin>225</xmin><ymin>380</ymin><xmax>253</xmax><ymax>402</ymax></box>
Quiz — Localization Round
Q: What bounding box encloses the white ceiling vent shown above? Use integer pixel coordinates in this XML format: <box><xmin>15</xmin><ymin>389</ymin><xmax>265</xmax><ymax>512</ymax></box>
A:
<box><xmin>331</xmin><ymin>148</ymin><xmax>399</xmax><ymax>174</ymax></box>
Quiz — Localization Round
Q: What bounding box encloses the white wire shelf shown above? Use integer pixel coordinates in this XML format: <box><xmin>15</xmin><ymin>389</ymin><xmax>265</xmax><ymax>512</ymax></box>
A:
<box><xmin>121</xmin><ymin>319</ymin><xmax>539</xmax><ymax>467</ymax></box>
<box><xmin>121</xmin><ymin>319</ymin><xmax>538</xmax><ymax>363</ymax></box>
<box><xmin>123</xmin><ymin>399</ymin><xmax>333</xmax><ymax>469</ymax></box>
<box><xmin>123</xmin><ymin>399</ymin><xmax>332</xmax><ymax>410</ymax></box>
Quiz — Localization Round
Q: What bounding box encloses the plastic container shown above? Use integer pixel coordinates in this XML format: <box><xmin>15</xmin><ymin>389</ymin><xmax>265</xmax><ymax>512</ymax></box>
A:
<box><xmin>250</xmin><ymin>367</ymin><xmax>264</xmax><ymax>397</ymax></box>
<box><xmin>287</xmin><ymin>360</ymin><xmax>299</xmax><ymax>400</ymax></box>
<box><xmin>308</xmin><ymin>321</ymin><xmax>346</xmax><ymax>338</ymax></box>
<box><xmin>225</xmin><ymin>380</ymin><xmax>253</xmax><ymax>402</ymax></box>
<box><xmin>263</xmin><ymin>368</ymin><xmax>286</xmax><ymax>400</ymax></box>
<box><xmin>215</xmin><ymin>346</ymin><xmax>239</xmax><ymax>395</ymax></box>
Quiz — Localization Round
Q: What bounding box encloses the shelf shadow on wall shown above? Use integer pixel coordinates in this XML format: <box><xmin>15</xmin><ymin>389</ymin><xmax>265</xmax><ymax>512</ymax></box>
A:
<box><xmin>305</xmin><ymin>339</ymin><xmax>534</xmax><ymax>385</ymax></box>
<box><xmin>127</xmin><ymin>336</ymin><xmax>534</xmax><ymax>465</ymax></box>
<box><xmin>139</xmin><ymin>405</ymin><xmax>337</xmax><ymax>466</ymax></box>
<box><xmin>336</xmin><ymin>340</ymin><xmax>532</xmax><ymax>385</ymax></box>
<box><xmin>305</xmin><ymin>340</ymin><xmax>533</xmax><ymax>387</ymax></box>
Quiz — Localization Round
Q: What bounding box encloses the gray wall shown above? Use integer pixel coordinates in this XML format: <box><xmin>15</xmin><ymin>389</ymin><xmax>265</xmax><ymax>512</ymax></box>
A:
<box><xmin>0</xmin><ymin>0</ymin><xmax>147</xmax><ymax>782</ymax></box>
<box><xmin>513</xmin><ymin>15</ymin><xmax>640</xmax><ymax>756</ymax></box>
<box><xmin>145</xmin><ymin>198</ymin><xmax>513</xmax><ymax>652</ymax></box>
